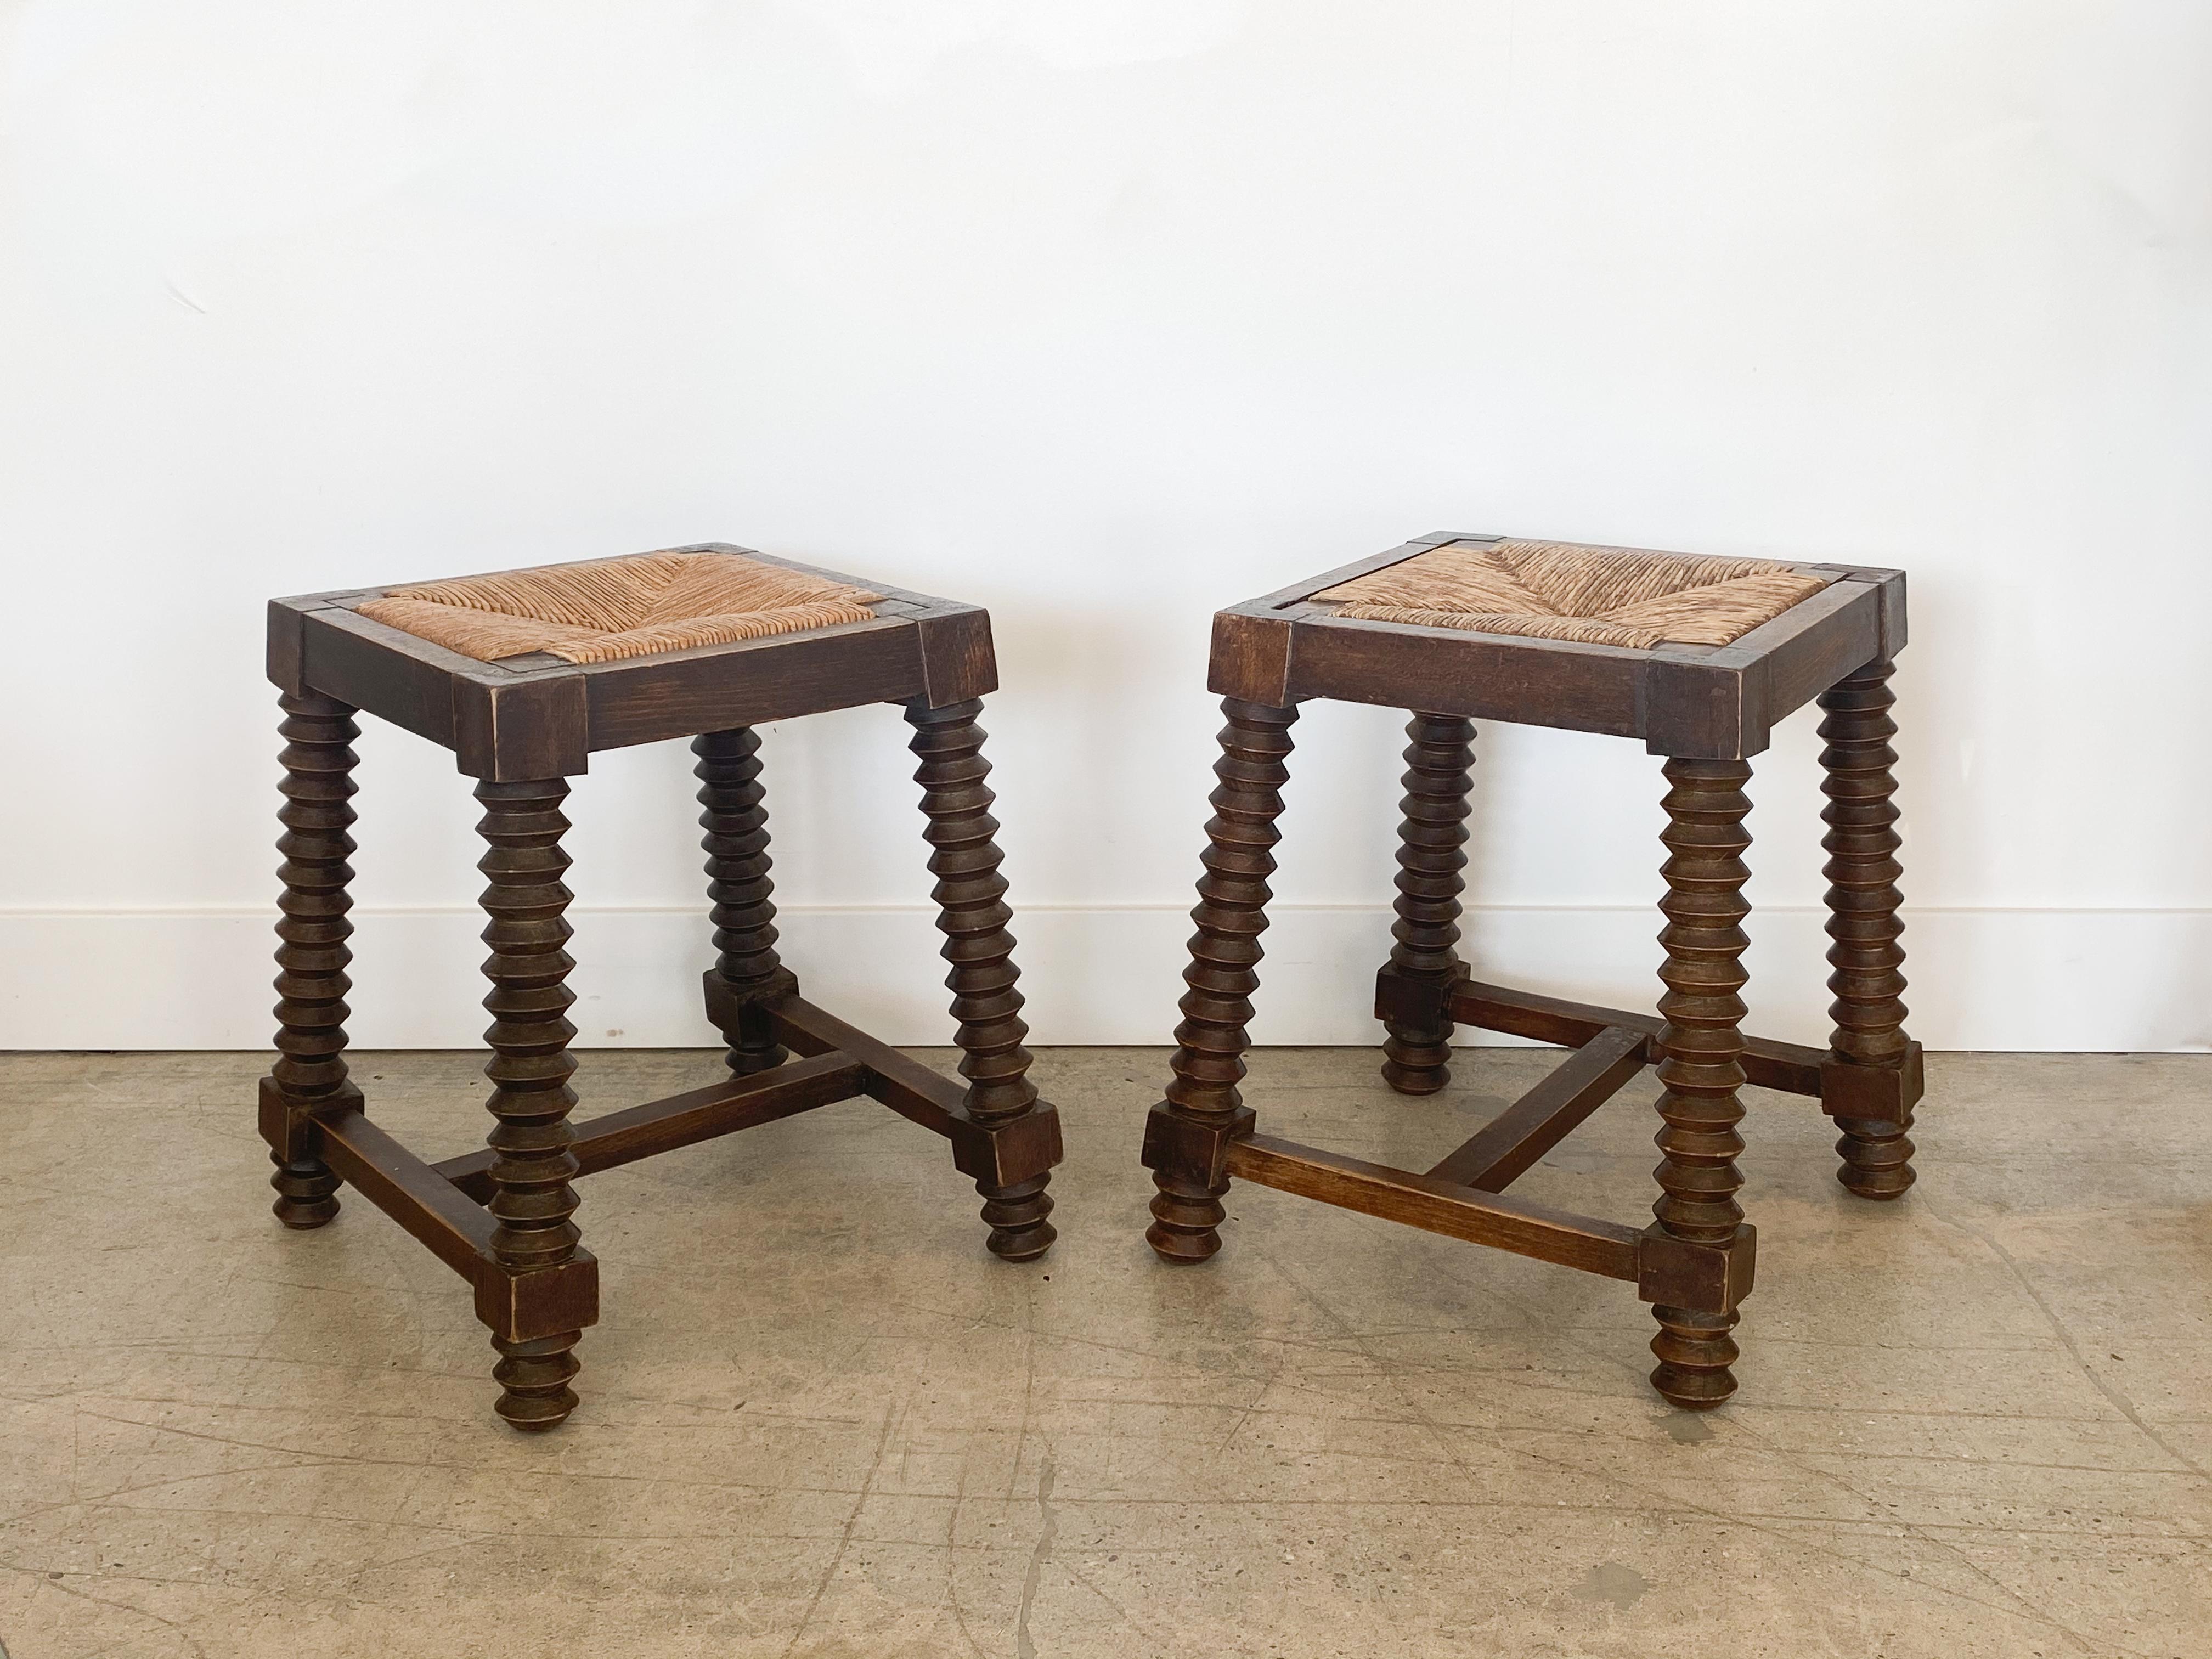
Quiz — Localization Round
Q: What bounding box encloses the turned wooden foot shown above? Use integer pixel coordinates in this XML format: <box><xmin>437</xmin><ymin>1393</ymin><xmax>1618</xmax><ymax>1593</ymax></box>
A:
<box><xmin>1836</xmin><ymin>1116</ymin><xmax>1917</xmax><ymax>1200</ymax></box>
<box><xmin>1647</xmin><ymin>757</ymin><xmax>1754</xmax><ymax>1410</ymax></box>
<box><xmin>1144</xmin><ymin>699</ymin><xmax>1297</xmax><ymax>1264</ymax></box>
<box><xmin>269</xmin><ymin>1154</ymin><xmax>342</xmax><ymax>1229</ymax></box>
<box><xmin>492</xmin><ymin>1333</ymin><xmax>582</xmax><ymax>1431</ymax></box>
<box><xmin>979</xmin><ymin>1175</ymin><xmax>1056</xmax><ymax>1261</ymax></box>
<box><xmin>1146</xmin><ymin>1171</ymin><xmax>1229</xmax><ymax>1264</ymax></box>
<box><xmin>1379</xmin><ymin>712</ymin><xmax>1476</xmax><ymax>1094</ymax></box>
<box><xmin>1651</xmin><ymin>1307</ymin><xmax>1742</xmax><ymax>1410</ymax></box>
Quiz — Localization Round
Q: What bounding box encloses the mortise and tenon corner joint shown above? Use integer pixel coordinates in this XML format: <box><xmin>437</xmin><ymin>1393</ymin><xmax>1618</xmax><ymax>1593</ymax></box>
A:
<box><xmin>261</xmin><ymin>544</ymin><xmax>1062</xmax><ymax>1430</ymax></box>
<box><xmin>1141</xmin><ymin>533</ymin><xmax>1919</xmax><ymax>1409</ymax></box>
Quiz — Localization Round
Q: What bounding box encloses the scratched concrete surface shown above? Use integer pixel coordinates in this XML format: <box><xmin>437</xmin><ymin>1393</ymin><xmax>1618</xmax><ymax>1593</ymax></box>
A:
<box><xmin>0</xmin><ymin>1048</ymin><xmax>2207</xmax><ymax>1657</ymax></box>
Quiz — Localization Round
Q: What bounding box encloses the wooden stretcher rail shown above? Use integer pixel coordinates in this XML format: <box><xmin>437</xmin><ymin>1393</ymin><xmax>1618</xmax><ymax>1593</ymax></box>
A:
<box><xmin>1224</xmin><ymin>1135</ymin><xmax>1644</xmax><ymax>1283</ymax></box>
<box><xmin>320</xmin><ymin>1110</ymin><xmax>495</xmax><ymax>1280</ymax></box>
<box><xmin>432</xmin><ymin>1051</ymin><xmax>867</xmax><ymax>1201</ymax></box>
<box><xmin>1427</xmin><ymin>1025</ymin><xmax>1650</xmax><ymax>1190</ymax></box>
<box><xmin>1450</xmin><ymin>979</ymin><xmax>1827</xmax><ymax>1097</ymax></box>
<box><xmin>769</xmin><ymin>997</ymin><xmax>968</xmax><ymax>1136</ymax></box>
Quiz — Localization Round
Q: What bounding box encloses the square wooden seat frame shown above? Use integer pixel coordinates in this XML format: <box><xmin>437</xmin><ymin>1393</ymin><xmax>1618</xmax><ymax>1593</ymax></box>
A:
<box><xmin>261</xmin><ymin>544</ymin><xmax>1062</xmax><ymax>1430</ymax></box>
<box><xmin>1141</xmin><ymin>532</ymin><xmax>1920</xmax><ymax>1409</ymax></box>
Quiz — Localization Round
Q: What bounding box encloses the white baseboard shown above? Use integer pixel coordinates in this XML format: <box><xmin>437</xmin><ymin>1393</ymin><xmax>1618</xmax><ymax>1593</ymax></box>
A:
<box><xmin>0</xmin><ymin>905</ymin><xmax>2205</xmax><ymax>1052</ymax></box>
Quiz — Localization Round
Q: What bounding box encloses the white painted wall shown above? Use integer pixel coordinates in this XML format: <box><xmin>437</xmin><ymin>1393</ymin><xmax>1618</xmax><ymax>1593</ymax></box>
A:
<box><xmin>2</xmin><ymin>2</ymin><xmax>2208</xmax><ymax>1052</ymax></box>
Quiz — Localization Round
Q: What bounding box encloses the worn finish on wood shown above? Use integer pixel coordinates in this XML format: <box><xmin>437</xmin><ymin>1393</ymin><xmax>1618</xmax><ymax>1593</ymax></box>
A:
<box><xmin>1150</xmin><ymin>532</ymin><xmax>1913</xmax><ymax>1415</ymax></box>
<box><xmin>1820</xmin><ymin>659</ymin><xmax>1918</xmax><ymax>1198</ymax></box>
<box><xmin>432</xmin><ymin>1052</ymin><xmax>867</xmax><ymax>1201</ymax></box>
<box><xmin>264</xmin><ymin>550</ymin><xmax>1062</xmax><ymax>1434</ymax></box>
<box><xmin>1427</xmin><ymin>1025</ymin><xmax>1650</xmax><ymax>1192</ymax></box>
<box><xmin>265</xmin><ymin>692</ymin><xmax>360</xmax><ymax>1229</ymax></box>
<box><xmin>907</xmin><ymin>698</ymin><xmax>1055</xmax><ymax>1260</ymax></box>
<box><xmin>1379</xmin><ymin>714</ymin><xmax>1477</xmax><ymax>1096</ymax></box>
<box><xmin>695</xmin><ymin>727</ymin><xmax>795</xmax><ymax>1076</ymax></box>
<box><xmin>1227</xmin><ymin>1136</ymin><xmax>1645</xmax><ymax>1281</ymax></box>
<box><xmin>766</xmin><ymin>997</ymin><xmax>1062</xmax><ymax>1193</ymax></box>
<box><xmin>1144</xmin><ymin>699</ymin><xmax>1299</xmax><ymax>1264</ymax></box>
<box><xmin>320</xmin><ymin>1110</ymin><xmax>498</xmax><ymax>1276</ymax></box>
<box><xmin>474</xmin><ymin>778</ymin><xmax>587</xmax><ymax>1430</ymax></box>
<box><xmin>1444</xmin><ymin>978</ymin><xmax>1829</xmax><ymax>1099</ymax></box>
<box><xmin>1648</xmin><ymin>758</ymin><xmax>1756</xmax><ymax>1410</ymax></box>
<box><xmin>270</xmin><ymin>545</ymin><xmax>1000</xmax><ymax>779</ymax></box>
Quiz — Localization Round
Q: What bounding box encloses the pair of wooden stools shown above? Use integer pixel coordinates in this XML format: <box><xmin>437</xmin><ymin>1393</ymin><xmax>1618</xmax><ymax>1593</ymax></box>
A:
<box><xmin>263</xmin><ymin>533</ymin><xmax>1917</xmax><ymax>1427</ymax></box>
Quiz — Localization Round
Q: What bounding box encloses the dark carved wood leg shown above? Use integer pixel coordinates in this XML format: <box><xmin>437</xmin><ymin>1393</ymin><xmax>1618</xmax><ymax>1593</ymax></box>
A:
<box><xmin>266</xmin><ymin>692</ymin><xmax>359</xmax><ymax>1228</ymax></box>
<box><xmin>1649</xmin><ymin>758</ymin><xmax>1753</xmax><ymax>1409</ymax></box>
<box><xmin>1142</xmin><ymin>699</ymin><xmax>1298</xmax><ymax>1263</ymax></box>
<box><xmin>1820</xmin><ymin>660</ymin><xmax>1917</xmax><ymax>1198</ymax></box>
<box><xmin>696</xmin><ymin>728</ymin><xmax>797</xmax><ymax>1076</ymax></box>
<box><xmin>906</xmin><ymin>699</ymin><xmax>1056</xmax><ymax>1261</ymax></box>
<box><xmin>476</xmin><ymin>779</ymin><xmax>585</xmax><ymax>1430</ymax></box>
<box><xmin>1380</xmin><ymin>713</ymin><xmax>1476</xmax><ymax>1094</ymax></box>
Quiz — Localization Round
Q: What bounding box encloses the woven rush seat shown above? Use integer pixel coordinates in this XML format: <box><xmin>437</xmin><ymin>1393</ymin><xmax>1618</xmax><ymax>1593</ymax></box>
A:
<box><xmin>262</xmin><ymin>543</ymin><xmax>1062</xmax><ymax>1431</ymax></box>
<box><xmin>1311</xmin><ymin>538</ymin><xmax>1830</xmax><ymax>649</ymax></box>
<box><xmin>1142</xmin><ymin>529</ymin><xmax>1921</xmax><ymax>1414</ymax></box>
<box><xmin>357</xmin><ymin>548</ymin><xmax>883</xmax><ymax>664</ymax></box>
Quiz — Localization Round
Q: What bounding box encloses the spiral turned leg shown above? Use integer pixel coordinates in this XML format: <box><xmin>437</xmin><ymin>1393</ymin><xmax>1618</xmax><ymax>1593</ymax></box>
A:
<box><xmin>1648</xmin><ymin>758</ymin><xmax>1754</xmax><ymax>1410</ymax></box>
<box><xmin>1144</xmin><ymin>699</ymin><xmax>1298</xmax><ymax>1264</ymax></box>
<box><xmin>476</xmin><ymin>779</ymin><xmax>585</xmax><ymax>1430</ymax></box>
<box><xmin>266</xmin><ymin>692</ymin><xmax>359</xmax><ymax>1229</ymax></box>
<box><xmin>695</xmin><ymin>728</ymin><xmax>797</xmax><ymax>1076</ymax></box>
<box><xmin>1380</xmin><ymin>713</ymin><xmax>1476</xmax><ymax>1095</ymax></box>
<box><xmin>1820</xmin><ymin>661</ymin><xmax>1917</xmax><ymax>1199</ymax></box>
<box><xmin>906</xmin><ymin>699</ymin><xmax>1056</xmax><ymax>1261</ymax></box>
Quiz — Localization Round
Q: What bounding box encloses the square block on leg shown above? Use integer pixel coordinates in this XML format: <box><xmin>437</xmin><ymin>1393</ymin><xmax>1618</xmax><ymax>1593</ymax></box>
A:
<box><xmin>949</xmin><ymin>1104</ymin><xmax>1064</xmax><ymax>1189</ymax></box>
<box><xmin>1819</xmin><ymin>1043</ymin><xmax>1925</xmax><ymax>1125</ymax></box>
<box><xmin>473</xmin><ymin>1250</ymin><xmax>601</xmax><ymax>1345</ymax></box>
<box><xmin>1141</xmin><ymin>1103</ymin><xmax>1257</xmax><ymax>1191</ymax></box>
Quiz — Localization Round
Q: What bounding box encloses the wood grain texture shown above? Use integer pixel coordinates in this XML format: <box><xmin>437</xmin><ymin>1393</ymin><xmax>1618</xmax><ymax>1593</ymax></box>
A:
<box><xmin>1379</xmin><ymin>713</ymin><xmax>1477</xmax><ymax>1094</ymax></box>
<box><xmin>907</xmin><ymin>698</ymin><xmax>1055</xmax><ymax>1260</ymax></box>
<box><xmin>1819</xmin><ymin>659</ymin><xmax>1917</xmax><ymax>1199</ymax></box>
<box><xmin>1146</xmin><ymin>698</ymin><xmax>1298</xmax><ymax>1264</ymax></box>
<box><xmin>432</xmin><ymin>1052</ymin><xmax>866</xmax><ymax>1200</ymax></box>
<box><xmin>695</xmin><ymin>727</ymin><xmax>796</xmax><ymax>1075</ymax></box>
<box><xmin>474</xmin><ymin>778</ymin><xmax>586</xmax><ymax>1429</ymax></box>
<box><xmin>1447</xmin><ymin>979</ymin><xmax>1827</xmax><ymax>1098</ymax></box>
<box><xmin>266</xmin><ymin>692</ymin><xmax>361</xmax><ymax>1229</ymax></box>
<box><xmin>1427</xmin><ymin>1026</ymin><xmax>1649</xmax><ymax>1192</ymax></box>
<box><xmin>1648</xmin><ymin>758</ymin><xmax>1756</xmax><ymax>1409</ymax></box>
<box><xmin>1226</xmin><ymin>1136</ymin><xmax>1643</xmax><ymax>1280</ymax></box>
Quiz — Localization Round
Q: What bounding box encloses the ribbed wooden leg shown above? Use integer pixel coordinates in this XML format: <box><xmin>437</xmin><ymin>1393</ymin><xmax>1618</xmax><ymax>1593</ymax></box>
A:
<box><xmin>266</xmin><ymin>692</ymin><xmax>359</xmax><ymax>1229</ymax></box>
<box><xmin>695</xmin><ymin>727</ymin><xmax>797</xmax><ymax>1076</ymax></box>
<box><xmin>1145</xmin><ymin>699</ymin><xmax>1298</xmax><ymax>1264</ymax></box>
<box><xmin>1649</xmin><ymin>758</ymin><xmax>1753</xmax><ymax>1410</ymax></box>
<box><xmin>1380</xmin><ymin>713</ymin><xmax>1476</xmax><ymax>1094</ymax></box>
<box><xmin>906</xmin><ymin>699</ymin><xmax>1056</xmax><ymax>1261</ymax></box>
<box><xmin>1820</xmin><ymin>660</ymin><xmax>1916</xmax><ymax>1199</ymax></box>
<box><xmin>476</xmin><ymin>779</ymin><xmax>584</xmax><ymax>1430</ymax></box>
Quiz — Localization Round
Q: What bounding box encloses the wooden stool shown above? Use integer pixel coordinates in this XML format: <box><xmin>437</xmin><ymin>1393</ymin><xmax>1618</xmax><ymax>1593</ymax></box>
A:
<box><xmin>261</xmin><ymin>543</ymin><xmax>1062</xmax><ymax>1429</ymax></box>
<box><xmin>1141</xmin><ymin>532</ymin><xmax>1918</xmax><ymax>1409</ymax></box>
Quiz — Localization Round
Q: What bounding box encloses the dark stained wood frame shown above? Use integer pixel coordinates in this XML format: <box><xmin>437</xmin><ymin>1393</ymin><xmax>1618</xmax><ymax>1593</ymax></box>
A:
<box><xmin>267</xmin><ymin>544</ymin><xmax>1000</xmax><ymax>781</ymax></box>
<box><xmin>1207</xmin><ymin>531</ymin><xmax>1908</xmax><ymax>760</ymax></box>
<box><xmin>260</xmin><ymin>543</ymin><xmax>1063</xmax><ymax>1430</ymax></box>
<box><xmin>1144</xmin><ymin>531</ymin><xmax>1920</xmax><ymax>1411</ymax></box>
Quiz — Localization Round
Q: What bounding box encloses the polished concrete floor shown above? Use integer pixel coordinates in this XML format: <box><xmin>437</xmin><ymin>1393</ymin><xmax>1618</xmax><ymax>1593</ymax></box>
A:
<box><xmin>0</xmin><ymin>1047</ymin><xmax>2207</xmax><ymax>1658</ymax></box>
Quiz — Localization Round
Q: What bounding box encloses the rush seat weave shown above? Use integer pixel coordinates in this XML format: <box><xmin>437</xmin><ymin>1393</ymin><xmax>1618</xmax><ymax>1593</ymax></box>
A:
<box><xmin>357</xmin><ymin>548</ymin><xmax>883</xmax><ymax>664</ymax></box>
<box><xmin>1312</xmin><ymin>538</ymin><xmax>1830</xmax><ymax>649</ymax></box>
